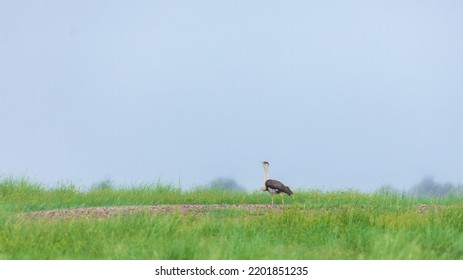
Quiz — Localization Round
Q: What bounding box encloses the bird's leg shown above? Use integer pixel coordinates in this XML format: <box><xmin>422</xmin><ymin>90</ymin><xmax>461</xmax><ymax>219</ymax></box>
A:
<box><xmin>281</xmin><ymin>194</ymin><xmax>284</xmax><ymax>205</ymax></box>
<box><xmin>271</xmin><ymin>194</ymin><xmax>274</xmax><ymax>205</ymax></box>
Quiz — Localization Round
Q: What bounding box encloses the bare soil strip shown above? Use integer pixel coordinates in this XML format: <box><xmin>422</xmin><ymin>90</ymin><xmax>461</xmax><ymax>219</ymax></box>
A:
<box><xmin>24</xmin><ymin>204</ymin><xmax>282</xmax><ymax>219</ymax></box>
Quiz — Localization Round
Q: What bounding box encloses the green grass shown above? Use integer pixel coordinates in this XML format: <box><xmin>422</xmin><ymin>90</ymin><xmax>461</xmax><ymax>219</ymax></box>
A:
<box><xmin>1</xmin><ymin>178</ymin><xmax>463</xmax><ymax>259</ymax></box>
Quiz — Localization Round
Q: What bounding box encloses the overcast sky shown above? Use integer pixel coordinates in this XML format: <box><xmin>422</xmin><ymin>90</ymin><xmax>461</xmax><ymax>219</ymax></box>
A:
<box><xmin>1</xmin><ymin>0</ymin><xmax>462</xmax><ymax>191</ymax></box>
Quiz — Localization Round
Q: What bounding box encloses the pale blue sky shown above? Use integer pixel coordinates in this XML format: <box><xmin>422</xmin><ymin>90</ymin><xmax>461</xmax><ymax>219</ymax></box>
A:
<box><xmin>1</xmin><ymin>1</ymin><xmax>462</xmax><ymax>191</ymax></box>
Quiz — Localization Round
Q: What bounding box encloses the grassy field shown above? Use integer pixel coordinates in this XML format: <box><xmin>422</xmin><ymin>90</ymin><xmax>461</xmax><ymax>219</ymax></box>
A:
<box><xmin>1</xmin><ymin>178</ymin><xmax>463</xmax><ymax>259</ymax></box>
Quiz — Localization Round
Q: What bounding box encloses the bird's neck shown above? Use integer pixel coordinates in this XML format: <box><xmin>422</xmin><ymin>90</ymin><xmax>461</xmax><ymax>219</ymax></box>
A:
<box><xmin>261</xmin><ymin>166</ymin><xmax>269</xmax><ymax>191</ymax></box>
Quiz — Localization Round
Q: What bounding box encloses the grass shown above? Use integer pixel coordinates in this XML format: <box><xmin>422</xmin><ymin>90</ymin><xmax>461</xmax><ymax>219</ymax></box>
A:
<box><xmin>1</xmin><ymin>178</ymin><xmax>463</xmax><ymax>259</ymax></box>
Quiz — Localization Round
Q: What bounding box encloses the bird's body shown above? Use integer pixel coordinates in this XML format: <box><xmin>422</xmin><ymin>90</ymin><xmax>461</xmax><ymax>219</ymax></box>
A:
<box><xmin>261</xmin><ymin>161</ymin><xmax>293</xmax><ymax>204</ymax></box>
<box><xmin>264</xmin><ymin>179</ymin><xmax>293</xmax><ymax>195</ymax></box>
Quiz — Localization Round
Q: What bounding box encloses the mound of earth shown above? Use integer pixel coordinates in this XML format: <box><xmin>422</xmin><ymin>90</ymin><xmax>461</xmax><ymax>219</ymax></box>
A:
<box><xmin>24</xmin><ymin>204</ymin><xmax>282</xmax><ymax>219</ymax></box>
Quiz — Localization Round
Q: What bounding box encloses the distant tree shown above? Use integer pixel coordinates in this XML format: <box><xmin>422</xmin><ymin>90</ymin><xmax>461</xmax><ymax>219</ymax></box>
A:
<box><xmin>409</xmin><ymin>177</ymin><xmax>459</xmax><ymax>197</ymax></box>
<box><xmin>208</xmin><ymin>177</ymin><xmax>245</xmax><ymax>192</ymax></box>
<box><xmin>91</xmin><ymin>179</ymin><xmax>114</xmax><ymax>191</ymax></box>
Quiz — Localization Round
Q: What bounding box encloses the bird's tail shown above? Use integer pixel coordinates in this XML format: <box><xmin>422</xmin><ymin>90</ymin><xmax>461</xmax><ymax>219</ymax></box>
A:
<box><xmin>286</xmin><ymin>187</ymin><xmax>293</xmax><ymax>196</ymax></box>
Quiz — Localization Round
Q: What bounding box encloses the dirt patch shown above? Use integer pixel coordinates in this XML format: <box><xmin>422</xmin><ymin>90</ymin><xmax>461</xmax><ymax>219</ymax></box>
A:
<box><xmin>23</xmin><ymin>204</ymin><xmax>282</xmax><ymax>219</ymax></box>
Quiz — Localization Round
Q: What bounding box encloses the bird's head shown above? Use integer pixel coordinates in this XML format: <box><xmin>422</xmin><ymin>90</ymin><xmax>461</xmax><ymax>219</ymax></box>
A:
<box><xmin>261</xmin><ymin>161</ymin><xmax>269</xmax><ymax>167</ymax></box>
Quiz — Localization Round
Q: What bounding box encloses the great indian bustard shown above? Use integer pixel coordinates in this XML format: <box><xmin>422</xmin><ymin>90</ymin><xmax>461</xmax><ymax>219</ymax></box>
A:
<box><xmin>261</xmin><ymin>161</ymin><xmax>293</xmax><ymax>204</ymax></box>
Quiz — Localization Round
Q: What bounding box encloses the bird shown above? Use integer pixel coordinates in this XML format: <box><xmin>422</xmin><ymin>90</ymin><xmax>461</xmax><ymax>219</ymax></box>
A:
<box><xmin>261</xmin><ymin>161</ymin><xmax>293</xmax><ymax>205</ymax></box>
